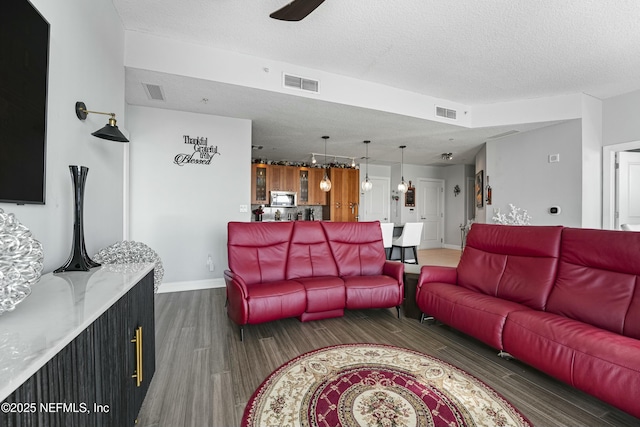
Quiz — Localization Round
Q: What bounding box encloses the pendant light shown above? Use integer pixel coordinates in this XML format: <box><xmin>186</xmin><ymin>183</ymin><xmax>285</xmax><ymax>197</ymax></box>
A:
<box><xmin>361</xmin><ymin>140</ymin><xmax>373</xmax><ymax>192</ymax></box>
<box><xmin>319</xmin><ymin>136</ymin><xmax>332</xmax><ymax>192</ymax></box>
<box><xmin>398</xmin><ymin>145</ymin><xmax>408</xmax><ymax>193</ymax></box>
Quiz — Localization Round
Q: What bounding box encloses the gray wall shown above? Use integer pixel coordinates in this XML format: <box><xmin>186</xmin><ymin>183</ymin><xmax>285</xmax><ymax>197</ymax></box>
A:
<box><xmin>443</xmin><ymin>165</ymin><xmax>467</xmax><ymax>248</ymax></box>
<box><xmin>603</xmin><ymin>89</ymin><xmax>640</xmax><ymax>146</ymax></box>
<box><xmin>127</xmin><ymin>106</ymin><xmax>251</xmax><ymax>285</ymax></box>
<box><xmin>485</xmin><ymin>120</ymin><xmax>583</xmax><ymax>226</ymax></box>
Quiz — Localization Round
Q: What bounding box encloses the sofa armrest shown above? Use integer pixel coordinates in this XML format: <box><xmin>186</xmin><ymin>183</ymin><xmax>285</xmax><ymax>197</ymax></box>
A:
<box><xmin>224</xmin><ymin>270</ymin><xmax>250</xmax><ymax>325</ymax></box>
<box><xmin>383</xmin><ymin>261</ymin><xmax>404</xmax><ymax>287</ymax></box>
<box><xmin>417</xmin><ymin>266</ymin><xmax>457</xmax><ymax>290</ymax></box>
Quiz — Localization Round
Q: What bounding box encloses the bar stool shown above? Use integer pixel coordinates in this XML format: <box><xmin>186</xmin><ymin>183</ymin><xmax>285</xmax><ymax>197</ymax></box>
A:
<box><xmin>391</xmin><ymin>222</ymin><xmax>423</xmax><ymax>264</ymax></box>
<box><xmin>380</xmin><ymin>222</ymin><xmax>395</xmax><ymax>259</ymax></box>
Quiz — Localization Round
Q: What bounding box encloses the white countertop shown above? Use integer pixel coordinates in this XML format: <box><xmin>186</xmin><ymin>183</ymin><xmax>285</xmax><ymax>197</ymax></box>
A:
<box><xmin>0</xmin><ymin>263</ymin><xmax>155</xmax><ymax>402</ymax></box>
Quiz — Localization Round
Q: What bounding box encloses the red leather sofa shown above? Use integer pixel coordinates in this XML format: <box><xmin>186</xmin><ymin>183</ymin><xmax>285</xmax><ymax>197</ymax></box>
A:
<box><xmin>416</xmin><ymin>223</ymin><xmax>640</xmax><ymax>419</ymax></box>
<box><xmin>225</xmin><ymin>221</ymin><xmax>404</xmax><ymax>340</ymax></box>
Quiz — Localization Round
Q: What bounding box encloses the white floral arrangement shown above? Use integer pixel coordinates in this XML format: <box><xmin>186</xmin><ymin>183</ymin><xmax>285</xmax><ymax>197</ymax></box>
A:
<box><xmin>492</xmin><ymin>204</ymin><xmax>532</xmax><ymax>225</ymax></box>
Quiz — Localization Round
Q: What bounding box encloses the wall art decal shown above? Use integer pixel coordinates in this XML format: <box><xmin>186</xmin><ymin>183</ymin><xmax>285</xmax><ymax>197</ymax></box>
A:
<box><xmin>174</xmin><ymin>135</ymin><xmax>220</xmax><ymax>166</ymax></box>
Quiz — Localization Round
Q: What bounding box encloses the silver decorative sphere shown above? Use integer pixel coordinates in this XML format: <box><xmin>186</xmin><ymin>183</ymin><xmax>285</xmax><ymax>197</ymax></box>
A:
<box><xmin>94</xmin><ymin>241</ymin><xmax>164</xmax><ymax>292</ymax></box>
<box><xmin>0</xmin><ymin>209</ymin><xmax>44</xmax><ymax>314</ymax></box>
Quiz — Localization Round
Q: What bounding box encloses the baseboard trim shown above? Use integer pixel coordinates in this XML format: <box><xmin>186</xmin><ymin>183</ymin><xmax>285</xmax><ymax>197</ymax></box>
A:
<box><xmin>158</xmin><ymin>278</ymin><xmax>225</xmax><ymax>294</ymax></box>
<box><xmin>443</xmin><ymin>244</ymin><xmax>463</xmax><ymax>250</ymax></box>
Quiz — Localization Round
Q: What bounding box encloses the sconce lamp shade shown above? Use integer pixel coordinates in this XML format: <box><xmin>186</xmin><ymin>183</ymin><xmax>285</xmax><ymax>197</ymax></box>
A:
<box><xmin>76</xmin><ymin>101</ymin><xmax>129</xmax><ymax>143</ymax></box>
<box><xmin>91</xmin><ymin>118</ymin><xmax>129</xmax><ymax>142</ymax></box>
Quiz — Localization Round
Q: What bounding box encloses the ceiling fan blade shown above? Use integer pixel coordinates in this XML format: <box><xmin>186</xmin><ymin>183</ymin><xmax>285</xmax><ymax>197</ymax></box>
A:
<box><xmin>270</xmin><ymin>0</ymin><xmax>325</xmax><ymax>21</ymax></box>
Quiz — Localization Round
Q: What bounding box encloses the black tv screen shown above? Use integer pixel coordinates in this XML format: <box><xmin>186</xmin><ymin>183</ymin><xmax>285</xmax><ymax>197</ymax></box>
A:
<box><xmin>0</xmin><ymin>0</ymin><xmax>49</xmax><ymax>204</ymax></box>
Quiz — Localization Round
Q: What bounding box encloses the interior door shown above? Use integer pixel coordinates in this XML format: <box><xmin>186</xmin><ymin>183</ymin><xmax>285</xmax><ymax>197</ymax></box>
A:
<box><xmin>417</xmin><ymin>178</ymin><xmax>444</xmax><ymax>249</ymax></box>
<box><xmin>616</xmin><ymin>151</ymin><xmax>640</xmax><ymax>228</ymax></box>
<box><xmin>361</xmin><ymin>176</ymin><xmax>390</xmax><ymax>222</ymax></box>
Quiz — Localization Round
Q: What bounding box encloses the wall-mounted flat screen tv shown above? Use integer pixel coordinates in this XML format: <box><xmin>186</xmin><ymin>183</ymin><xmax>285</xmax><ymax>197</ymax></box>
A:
<box><xmin>0</xmin><ymin>0</ymin><xmax>49</xmax><ymax>204</ymax></box>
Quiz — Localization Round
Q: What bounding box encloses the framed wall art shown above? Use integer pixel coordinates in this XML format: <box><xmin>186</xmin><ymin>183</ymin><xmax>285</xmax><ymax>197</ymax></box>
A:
<box><xmin>475</xmin><ymin>170</ymin><xmax>484</xmax><ymax>208</ymax></box>
<box><xmin>405</xmin><ymin>181</ymin><xmax>415</xmax><ymax>207</ymax></box>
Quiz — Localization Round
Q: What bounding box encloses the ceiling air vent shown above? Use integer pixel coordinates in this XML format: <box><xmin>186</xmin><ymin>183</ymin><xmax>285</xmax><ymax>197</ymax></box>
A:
<box><xmin>283</xmin><ymin>73</ymin><xmax>319</xmax><ymax>93</ymax></box>
<box><xmin>142</xmin><ymin>83</ymin><xmax>166</xmax><ymax>101</ymax></box>
<box><xmin>435</xmin><ymin>106</ymin><xmax>457</xmax><ymax>120</ymax></box>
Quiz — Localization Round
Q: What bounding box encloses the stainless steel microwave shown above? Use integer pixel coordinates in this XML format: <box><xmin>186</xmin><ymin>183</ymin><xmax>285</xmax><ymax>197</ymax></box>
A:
<box><xmin>270</xmin><ymin>191</ymin><xmax>297</xmax><ymax>207</ymax></box>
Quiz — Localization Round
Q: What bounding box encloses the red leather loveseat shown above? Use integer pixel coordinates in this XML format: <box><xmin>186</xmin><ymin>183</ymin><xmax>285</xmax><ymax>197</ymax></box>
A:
<box><xmin>225</xmin><ymin>221</ymin><xmax>404</xmax><ymax>340</ymax></box>
<box><xmin>416</xmin><ymin>223</ymin><xmax>640</xmax><ymax>419</ymax></box>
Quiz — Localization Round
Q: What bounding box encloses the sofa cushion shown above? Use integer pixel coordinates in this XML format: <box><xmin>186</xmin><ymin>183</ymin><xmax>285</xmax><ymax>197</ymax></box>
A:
<box><xmin>293</xmin><ymin>276</ymin><xmax>345</xmax><ymax>313</ymax></box>
<box><xmin>227</xmin><ymin>221</ymin><xmax>293</xmax><ymax>285</ymax></box>
<box><xmin>321</xmin><ymin>221</ymin><xmax>386</xmax><ymax>277</ymax></box>
<box><xmin>457</xmin><ymin>224</ymin><xmax>563</xmax><ymax>310</ymax></box>
<box><xmin>546</xmin><ymin>227</ymin><xmax>640</xmax><ymax>339</ymax></box>
<box><xmin>286</xmin><ymin>221</ymin><xmax>339</xmax><ymax>279</ymax></box>
<box><xmin>417</xmin><ymin>282</ymin><xmax>530</xmax><ymax>350</ymax></box>
<box><xmin>245</xmin><ymin>280</ymin><xmax>306</xmax><ymax>324</ymax></box>
<box><xmin>342</xmin><ymin>275</ymin><xmax>401</xmax><ymax>310</ymax></box>
<box><xmin>503</xmin><ymin>309</ymin><xmax>640</xmax><ymax>418</ymax></box>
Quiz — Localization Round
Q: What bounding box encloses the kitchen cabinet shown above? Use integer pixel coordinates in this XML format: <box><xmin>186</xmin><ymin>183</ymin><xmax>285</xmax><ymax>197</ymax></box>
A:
<box><xmin>298</xmin><ymin>168</ymin><xmax>310</xmax><ymax>205</ymax></box>
<box><xmin>308</xmin><ymin>168</ymin><xmax>328</xmax><ymax>205</ymax></box>
<box><xmin>323</xmin><ymin>168</ymin><xmax>359</xmax><ymax>221</ymax></box>
<box><xmin>0</xmin><ymin>266</ymin><xmax>156</xmax><ymax>427</ymax></box>
<box><xmin>251</xmin><ymin>163</ymin><xmax>268</xmax><ymax>205</ymax></box>
<box><xmin>268</xmin><ymin>165</ymin><xmax>297</xmax><ymax>192</ymax></box>
<box><xmin>252</xmin><ymin>164</ymin><xmax>328</xmax><ymax>206</ymax></box>
<box><xmin>298</xmin><ymin>167</ymin><xmax>327</xmax><ymax>206</ymax></box>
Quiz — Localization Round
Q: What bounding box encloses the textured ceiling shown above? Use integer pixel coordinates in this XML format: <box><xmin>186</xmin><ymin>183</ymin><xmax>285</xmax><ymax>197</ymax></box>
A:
<box><xmin>115</xmin><ymin>0</ymin><xmax>640</xmax><ymax>165</ymax></box>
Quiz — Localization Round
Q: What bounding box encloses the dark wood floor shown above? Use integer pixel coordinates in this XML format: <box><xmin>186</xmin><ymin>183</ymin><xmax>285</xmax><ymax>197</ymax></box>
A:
<box><xmin>136</xmin><ymin>288</ymin><xmax>639</xmax><ymax>427</ymax></box>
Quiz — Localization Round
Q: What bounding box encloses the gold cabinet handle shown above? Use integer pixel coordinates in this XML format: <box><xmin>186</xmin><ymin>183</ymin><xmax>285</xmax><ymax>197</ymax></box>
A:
<box><xmin>131</xmin><ymin>326</ymin><xmax>143</xmax><ymax>387</ymax></box>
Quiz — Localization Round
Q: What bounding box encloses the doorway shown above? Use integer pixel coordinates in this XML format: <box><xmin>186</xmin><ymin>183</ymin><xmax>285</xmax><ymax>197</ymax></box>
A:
<box><xmin>361</xmin><ymin>176</ymin><xmax>390</xmax><ymax>222</ymax></box>
<box><xmin>615</xmin><ymin>151</ymin><xmax>640</xmax><ymax>229</ymax></box>
<box><xmin>603</xmin><ymin>141</ymin><xmax>640</xmax><ymax>229</ymax></box>
<box><xmin>417</xmin><ymin>178</ymin><xmax>444</xmax><ymax>249</ymax></box>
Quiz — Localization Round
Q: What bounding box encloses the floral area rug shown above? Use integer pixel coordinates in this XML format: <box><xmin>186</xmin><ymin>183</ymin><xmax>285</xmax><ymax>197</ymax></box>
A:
<box><xmin>242</xmin><ymin>343</ymin><xmax>532</xmax><ymax>427</ymax></box>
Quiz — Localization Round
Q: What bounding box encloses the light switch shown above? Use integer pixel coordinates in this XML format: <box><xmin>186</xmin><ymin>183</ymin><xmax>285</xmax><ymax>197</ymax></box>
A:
<box><xmin>549</xmin><ymin>154</ymin><xmax>560</xmax><ymax>163</ymax></box>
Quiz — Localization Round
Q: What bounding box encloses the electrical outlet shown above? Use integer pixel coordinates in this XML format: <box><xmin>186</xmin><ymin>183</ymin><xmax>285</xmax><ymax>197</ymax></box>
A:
<box><xmin>207</xmin><ymin>255</ymin><xmax>214</xmax><ymax>272</ymax></box>
<box><xmin>239</xmin><ymin>205</ymin><xmax>248</xmax><ymax>213</ymax></box>
<box><xmin>549</xmin><ymin>153</ymin><xmax>560</xmax><ymax>163</ymax></box>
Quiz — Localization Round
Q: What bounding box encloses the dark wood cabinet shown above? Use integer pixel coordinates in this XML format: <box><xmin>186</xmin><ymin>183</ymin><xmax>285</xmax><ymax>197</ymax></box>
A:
<box><xmin>251</xmin><ymin>164</ymin><xmax>268</xmax><ymax>205</ymax></box>
<box><xmin>324</xmin><ymin>168</ymin><xmax>359</xmax><ymax>221</ymax></box>
<box><xmin>252</xmin><ymin>164</ymin><xmax>328</xmax><ymax>206</ymax></box>
<box><xmin>0</xmin><ymin>270</ymin><xmax>155</xmax><ymax>427</ymax></box>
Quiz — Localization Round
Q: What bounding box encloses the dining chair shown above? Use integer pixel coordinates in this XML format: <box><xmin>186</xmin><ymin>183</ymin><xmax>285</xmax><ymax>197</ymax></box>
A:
<box><xmin>379</xmin><ymin>222</ymin><xmax>395</xmax><ymax>259</ymax></box>
<box><xmin>391</xmin><ymin>222</ymin><xmax>423</xmax><ymax>264</ymax></box>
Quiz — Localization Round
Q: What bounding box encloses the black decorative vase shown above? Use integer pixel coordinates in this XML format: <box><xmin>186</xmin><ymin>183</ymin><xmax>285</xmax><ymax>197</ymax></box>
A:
<box><xmin>55</xmin><ymin>165</ymin><xmax>101</xmax><ymax>273</ymax></box>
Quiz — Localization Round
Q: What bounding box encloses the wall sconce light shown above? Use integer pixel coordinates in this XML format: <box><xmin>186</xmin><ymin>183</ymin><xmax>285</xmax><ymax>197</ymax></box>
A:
<box><xmin>75</xmin><ymin>101</ymin><xmax>129</xmax><ymax>142</ymax></box>
<box><xmin>454</xmin><ymin>184</ymin><xmax>461</xmax><ymax>197</ymax></box>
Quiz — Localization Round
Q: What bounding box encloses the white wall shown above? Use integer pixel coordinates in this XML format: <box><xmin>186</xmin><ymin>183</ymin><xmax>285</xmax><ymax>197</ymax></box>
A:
<box><xmin>485</xmin><ymin>120</ymin><xmax>583</xmax><ymax>226</ymax></box>
<box><xmin>0</xmin><ymin>0</ymin><xmax>126</xmax><ymax>273</ymax></box>
<box><xmin>126</xmin><ymin>106</ymin><xmax>251</xmax><ymax>287</ymax></box>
